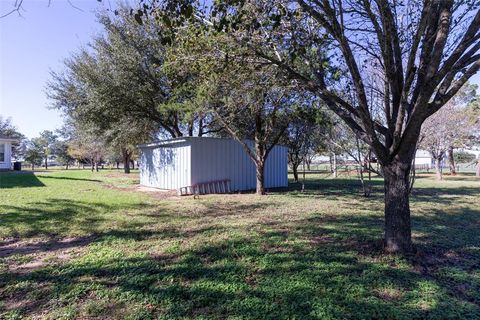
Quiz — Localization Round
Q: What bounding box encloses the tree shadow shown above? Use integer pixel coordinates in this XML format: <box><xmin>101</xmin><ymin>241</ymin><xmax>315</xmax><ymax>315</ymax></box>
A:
<box><xmin>0</xmin><ymin>172</ymin><xmax>45</xmax><ymax>188</ymax></box>
<box><xmin>0</xmin><ymin>198</ymin><xmax>158</xmax><ymax>238</ymax></box>
<box><xmin>36</xmin><ymin>175</ymin><xmax>102</xmax><ymax>183</ymax></box>
<box><xmin>1</xmin><ymin>197</ymin><xmax>479</xmax><ymax>318</ymax></box>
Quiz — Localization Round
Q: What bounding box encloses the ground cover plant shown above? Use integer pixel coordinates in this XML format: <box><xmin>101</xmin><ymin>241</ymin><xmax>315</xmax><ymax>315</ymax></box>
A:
<box><xmin>0</xmin><ymin>170</ymin><xmax>479</xmax><ymax>319</ymax></box>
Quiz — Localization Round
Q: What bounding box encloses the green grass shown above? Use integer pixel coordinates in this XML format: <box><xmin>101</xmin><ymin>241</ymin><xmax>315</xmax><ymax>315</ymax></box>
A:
<box><xmin>0</xmin><ymin>170</ymin><xmax>479</xmax><ymax>319</ymax></box>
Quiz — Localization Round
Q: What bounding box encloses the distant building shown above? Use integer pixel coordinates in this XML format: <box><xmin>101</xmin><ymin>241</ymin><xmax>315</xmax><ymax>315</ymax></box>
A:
<box><xmin>138</xmin><ymin>137</ymin><xmax>288</xmax><ymax>192</ymax></box>
<box><xmin>414</xmin><ymin>149</ymin><xmax>433</xmax><ymax>166</ymax></box>
<box><xmin>0</xmin><ymin>136</ymin><xmax>17</xmax><ymax>171</ymax></box>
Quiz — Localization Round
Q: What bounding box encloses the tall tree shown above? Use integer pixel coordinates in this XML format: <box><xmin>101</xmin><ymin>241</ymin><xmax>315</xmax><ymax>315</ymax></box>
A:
<box><xmin>35</xmin><ymin>130</ymin><xmax>57</xmax><ymax>170</ymax></box>
<box><xmin>283</xmin><ymin>105</ymin><xmax>329</xmax><ymax>182</ymax></box>
<box><xmin>186</xmin><ymin>0</ymin><xmax>480</xmax><ymax>253</ymax></box>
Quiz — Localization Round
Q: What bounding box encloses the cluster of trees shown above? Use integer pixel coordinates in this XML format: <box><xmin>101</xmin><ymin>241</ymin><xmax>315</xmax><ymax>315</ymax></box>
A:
<box><xmin>0</xmin><ymin>117</ymin><xmax>136</xmax><ymax>171</ymax></box>
<box><xmin>419</xmin><ymin>83</ymin><xmax>480</xmax><ymax>179</ymax></box>
<box><xmin>45</xmin><ymin>1</ymin><xmax>479</xmax><ymax>254</ymax></box>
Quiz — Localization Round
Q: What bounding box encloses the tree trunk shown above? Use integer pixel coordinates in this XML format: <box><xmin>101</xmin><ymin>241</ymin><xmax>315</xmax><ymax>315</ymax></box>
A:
<box><xmin>292</xmin><ymin>164</ymin><xmax>299</xmax><ymax>182</ymax></box>
<box><xmin>95</xmin><ymin>162</ymin><xmax>99</xmax><ymax>172</ymax></box>
<box><xmin>255</xmin><ymin>159</ymin><xmax>265</xmax><ymax>195</ymax></box>
<box><xmin>333</xmin><ymin>154</ymin><xmax>337</xmax><ymax>178</ymax></box>
<box><xmin>131</xmin><ymin>160</ymin><xmax>135</xmax><ymax>170</ymax></box>
<box><xmin>435</xmin><ymin>159</ymin><xmax>442</xmax><ymax>180</ymax></box>
<box><xmin>91</xmin><ymin>160</ymin><xmax>94</xmax><ymax>172</ymax></box>
<box><xmin>123</xmin><ymin>150</ymin><xmax>131</xmax><ymax>174</ymax></box>
<box><xmin>476</xmin><ymin>159</ymin><xmax>480</xmax><ymax>177</ymax></box>
<box><xmin>44</xmin><ymin>157</ymin><xmax>48</xmax><ymax>170</ymax></box>
<box><xmin>447</xmin><ymin>146</ymin><xmax>456</xmax><ymax>175</ymax></box>
<box><xmin>116</xmin><ymin>161</ymin><xmax>119</xmax><ymax>169</ymax></box>
<box><xmin>383</xmin><ymin>162</ymin><xmax>413</xmax><ymax>254</ymax></box>
<box><xmin>65</xmin><ymin>163</ymin><xmax>69</xmax><ymax>170</ymax></box>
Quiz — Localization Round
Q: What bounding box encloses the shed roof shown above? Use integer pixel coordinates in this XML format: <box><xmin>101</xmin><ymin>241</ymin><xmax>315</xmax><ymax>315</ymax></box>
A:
<box><xmin>138</xmin><ymin>136</ymin><xmax>287</xmax><ymax>149</ymax></box>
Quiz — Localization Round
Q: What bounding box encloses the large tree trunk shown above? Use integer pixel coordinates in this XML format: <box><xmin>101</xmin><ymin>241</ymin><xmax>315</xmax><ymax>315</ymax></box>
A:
<box><xmin>435</xmin><ymin>159</ymin><xmax>443</xmax><ymax>180</ymax></box>
<box><xmin>123</xmin><ymin>150</ymin><xmax>131</xmax><ymax>174</ymax></box>
<box><xmin>255</xmin><ymin>159</ymin><xmax>265</xmax><ymax>195</ymax></box>
<box><xmin>447</xmin><ymin>146</ymin><xmax>456</xmax><ymax>175</ymax></box>
<box><xmin>383</xmin><ymin>161</ymin><xmax>413</xmax><ymax>254</ymax></box>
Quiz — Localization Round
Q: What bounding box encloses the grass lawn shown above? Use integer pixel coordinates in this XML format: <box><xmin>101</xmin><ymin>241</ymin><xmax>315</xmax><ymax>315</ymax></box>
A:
<box><xmin>0</xmin><ymin>169</ymin><xmax>479</xmax><ymax>319</ymax></box>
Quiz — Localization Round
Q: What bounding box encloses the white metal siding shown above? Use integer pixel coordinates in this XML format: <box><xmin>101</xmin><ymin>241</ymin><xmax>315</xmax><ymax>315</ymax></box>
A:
<box><xmin>191</xmin><ymin>138</ymin><xmax>256</xmax><ymax>191</ymax></box>
<box><xmin>0</xmin><ymin>142</ymin><xmax>12</xmax><ymax>170</ymax></box>
<box><xmin>139</xmin><ymin>137</ymin><xmax>288</xmax><ymax>191</ymax></box>
<box><xmin>190</xmin><ymin>138</ymin><xmax>288</xmax><ymax>191</ymax></box>
<box><xmin>140</xmin><ymin>144</ymin><xmax>191</xmax><ymax>189</ymax></box>
<box><xmin>264</xmin><ymin>145</ymin><xmax>288</xmax><ymax>188</ymax></box>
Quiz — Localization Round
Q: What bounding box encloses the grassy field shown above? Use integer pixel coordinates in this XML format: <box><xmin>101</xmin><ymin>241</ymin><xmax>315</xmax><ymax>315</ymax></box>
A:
<box><xmin>0</xmin><ymin>170</ymin><xmax>479</xmax><ymax>319</ymax></box>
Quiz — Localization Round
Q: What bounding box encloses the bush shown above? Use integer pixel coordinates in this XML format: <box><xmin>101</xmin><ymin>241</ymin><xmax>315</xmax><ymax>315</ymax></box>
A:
<box><xmin>454</xmin><ymin>151</ymin><xmax>476</xmax><ymax>164</ymax></box>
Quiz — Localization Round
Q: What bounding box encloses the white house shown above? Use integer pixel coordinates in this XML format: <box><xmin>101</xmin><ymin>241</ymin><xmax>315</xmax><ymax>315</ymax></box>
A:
<box><xmin>0</xmin><ymin>136</ymin><xmax>16</xmax><ymax>171</ymax></box>
<box><xmin>414</xmin><ymin>149</ymin><xmax>433</xmax><ymax>166</ymax></box>
<box><xmin>138</xmin><ymin>137</ymin><xmax>288</xmax><ymax>192</ymax></box>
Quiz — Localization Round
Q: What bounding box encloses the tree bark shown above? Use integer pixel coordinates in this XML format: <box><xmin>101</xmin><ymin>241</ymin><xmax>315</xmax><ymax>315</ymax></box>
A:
<box><xmin>447</xmin><ymin>146</ymin><xmax>456</xmax><ymax>175</ymax></box>
<box><xmin>333</xmin><ymin>153</ymin><xmax>337</xmax><ymax>178</ymax></box>
<box><xmin>292</xmin><ymin>164</ymin><xmax>299</xmax><ymax>182</ymax></box>
<box><xmin>95</xmin><ymin>162</ymin><xmax>99</xmax><ymax>172</ymax></box>
<box><xmin>255</xmin><ymin>158</ymin><xmax>265</xmax><ymax>195</ymax></box>
<box><xmin>383</xmin><ymin>161</ymin><xmax>413</xmax><ymax>254</ymax></box>
<box><xmin>435</xmin><ymin>159</ymin><xmax>443</xmax><ymax>180</ymax></box>
<box><xmin>476</xmin><ymin>159</ymin><xmax>480</xmax><ymax>177</ymax></box>
<box><xmin>44</xmin><ymin>157</ymin><xmax>48</xmax><ymax>170</ymax></box>
<box><xmin>123</xmin><ymin>150</ymin><xmax>131</xmax><ymax>174</ymax></box>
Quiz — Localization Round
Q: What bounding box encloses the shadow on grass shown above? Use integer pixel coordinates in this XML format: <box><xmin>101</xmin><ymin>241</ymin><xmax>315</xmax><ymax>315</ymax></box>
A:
<box><xmin>1</xmin><ymin>177</ymin><xmax>479</xmax><ymax>318</ymax></box>
<box><xmin>0</xmin><ymin>198</ymin><xmax>159</xmax><ymax>238</ymax></box>
<box><xmin>2</xmin><ymin>201</ymin><xmax>479</xmax><ymax>318</ymax></box>
<box><xmin>0</xmin><ymin>172</ymin><xmax>45</xmax><ymax>188</ymax></box>
<box><xmin>36</xmin><ymin>175</ymin><xmax>102</xmax><ymax>183</ymax></box>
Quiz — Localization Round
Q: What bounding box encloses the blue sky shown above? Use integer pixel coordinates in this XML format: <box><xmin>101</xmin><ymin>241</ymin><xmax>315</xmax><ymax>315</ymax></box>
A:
<box><xmin>0</xmin><ymin>0</ymin><xmax>107</xmax><ymax>138</ymax></box>
<box><xmin>1</xmin><ymin>1</ymin><xmax>479</xmax><ymax>139</ymax></box>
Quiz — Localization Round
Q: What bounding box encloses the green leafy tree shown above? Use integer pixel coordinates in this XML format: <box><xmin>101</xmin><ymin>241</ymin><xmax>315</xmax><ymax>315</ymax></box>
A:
<box><xmin>35</xmin><ymin>130</ymin><xmax>57</xmax><ymax>170</ymax></box>
<box><xmin>24</xmin><ymin>139</ymin><xmax>44</xmax><ymax>170</ymax></box>
<box><xmin>147</xmin><ymin>0</ymin><xmax>480</xmax><ymax>252</ymax></box>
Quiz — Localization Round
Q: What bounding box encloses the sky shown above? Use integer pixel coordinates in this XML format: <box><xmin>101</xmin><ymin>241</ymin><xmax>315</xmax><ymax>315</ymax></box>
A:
<box><xmin>0</xmin><ymin>0</ymin><xmax>108</xmax><ymax>138</ymax></box>
<box><xmin>1</xmin><ymin>1</ymin><xmax>480</xmax><ymax>139</ymax></box>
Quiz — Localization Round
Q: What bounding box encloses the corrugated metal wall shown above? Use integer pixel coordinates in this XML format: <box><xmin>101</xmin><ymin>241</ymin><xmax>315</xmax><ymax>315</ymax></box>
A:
<box><xmin>190</xmin><ymin>138</ymin><xmax>288</xmax><ymax>191</ymax></box>
<box><xmin>139</xmin><ymin>137</ymin><xmax>288</xmax><ymax>191</ymax></box>
<box><xmin>139</xmin><ymin>143</ymin><xmax>191</xmax><ymax>189</ymax></box>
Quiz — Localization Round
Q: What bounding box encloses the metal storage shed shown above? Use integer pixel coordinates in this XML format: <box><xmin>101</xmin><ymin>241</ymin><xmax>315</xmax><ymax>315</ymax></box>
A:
<box><xmin>138</xmin><ymin>137</ymin><xmax>288</xmax><ymax>192</ymax></box>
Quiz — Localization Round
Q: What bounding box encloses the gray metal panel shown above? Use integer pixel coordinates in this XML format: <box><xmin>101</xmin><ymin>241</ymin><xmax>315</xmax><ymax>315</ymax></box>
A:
<box><xmin>190</xmin><ymin>138</ymin><xmax>286</xmax><ymax>191</ymax></box>
<box><xmin>139</xmin><ymin>143</ymin><xmax>190</xmax><ymax>189</ymax></box>
<box><xmin>140</xmin><ymin>137</ymin><xmax>287</xmax><ymax>191</ymax></box>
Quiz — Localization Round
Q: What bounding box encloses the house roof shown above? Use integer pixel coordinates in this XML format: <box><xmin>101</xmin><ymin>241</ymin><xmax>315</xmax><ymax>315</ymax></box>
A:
<box><xmin>0</xmin><ymin>136</ymin><xmax>18</xmax><ymax>142</ymax></box>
